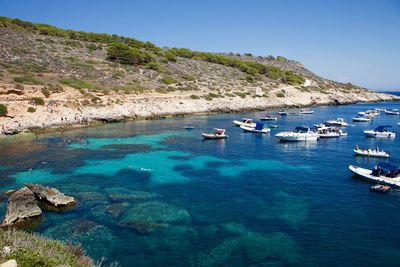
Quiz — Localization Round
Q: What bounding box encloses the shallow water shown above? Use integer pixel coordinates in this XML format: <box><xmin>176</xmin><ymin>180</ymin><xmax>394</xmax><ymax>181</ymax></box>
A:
<box><xmin>1</xmin><ymin>101</ymin><xmax>400</xmax><ymax>266</ymax></box>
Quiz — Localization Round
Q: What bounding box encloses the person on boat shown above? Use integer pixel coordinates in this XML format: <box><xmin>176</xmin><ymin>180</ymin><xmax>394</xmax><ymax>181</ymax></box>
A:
<box><xmin>355</xmin><ymin>145</ymin><xmax>359</xmax><ymax>150</ymax></box>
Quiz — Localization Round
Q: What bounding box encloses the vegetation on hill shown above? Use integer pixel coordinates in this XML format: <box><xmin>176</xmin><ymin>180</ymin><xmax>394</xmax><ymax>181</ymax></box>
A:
<box><xmin>0</xmin><ymin>229</ymin><xmax>92</xmax><ymax>267</ymax></box>
<box><xmin>0</xmin><ymin>16</ymin><xmax>305</xmax><ymax>85</ymax></box>
<box><xmin>0</xmin><ymin>103</ymin><xmax>8</xmax><ymax>116</ymax></box>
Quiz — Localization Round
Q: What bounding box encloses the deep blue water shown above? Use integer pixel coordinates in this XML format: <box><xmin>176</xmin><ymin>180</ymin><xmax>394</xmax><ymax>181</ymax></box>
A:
<box><xmin>1</xmin><ymin>101</ymin><xmax>400</xmax><ymax>266</ymax></box>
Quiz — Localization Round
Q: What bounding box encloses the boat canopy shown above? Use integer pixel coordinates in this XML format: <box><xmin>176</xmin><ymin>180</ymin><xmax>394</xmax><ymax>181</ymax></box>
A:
<box><xmin>255</xmin><ymin>122</ymin><xmax>264</xmax><ymax>130</ymax></box>
<box><xmin>377</xmin><ymin>162</ymin><xmax>399</xmax><ymax>172</ymax></box>
<box><xmin>374</xmin><ymin>125</ymin><xmax>392</xmax><ymax>132</ymax></box>
<box><xmin>295</xmin><ymin>126</ymin><xmax>309</xmax><ymax>133</ymax></box>
<box><xmin>213</xmin><ymin>128</ymin><xmax>225</xmax><ymax>135</ymax></box>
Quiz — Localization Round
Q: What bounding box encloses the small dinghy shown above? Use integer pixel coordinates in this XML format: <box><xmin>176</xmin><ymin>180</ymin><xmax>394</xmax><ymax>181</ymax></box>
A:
<box><xmin>370</xmin><ymin>184</ymin><xmax>391</xmax><ymax>193</ymax></box>
<box><xmin>353</xmin><ymin>115</ymin><xmax>371</xmax><ymax>122</ymax></box>
<box><xmin>240</xmin><ymin>122</ymin><xmax>271</xmax><ymax>134</ymax></box>
<box><xmin>353</xmin><ymin>145</ymin><xmax>390</xmax><ymax>158</ymax></box>
<box><xmin>233</xmin><ymin>118</ymin><xmax>256</xmax><ymax>127</ymax></box>
<box><xmin>184</xmin><ymin>125</ymin><xmax>195</xmax><ymax>130</ymax></box>
<box><xmin>278</xmin><ymin>110</ymin><xmax>288</xmax><ymax>116</ymax></box>
<box><xmin>299</xmin><ymin>109</ymin><xmax>314</xmax><ymax>114</ymax></box>
<box><xmin>202</xmin><ymin>128</ymin><xmax>228</xmax><ymax>139</ymax></box>
<box><xmin>260</xmin><ymin>115</ymin><xmax>278</xmax><ymax>121</ymax></box>
<box><xmin>348</xmin><ymin>163</ymin><xmax>400</xmax><ymax>188</ymax></box>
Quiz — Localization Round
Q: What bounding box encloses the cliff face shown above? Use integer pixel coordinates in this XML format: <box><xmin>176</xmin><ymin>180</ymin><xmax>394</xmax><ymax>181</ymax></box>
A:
<box><xmin>0</xmin><ymin>20</ymin><xmax>397</xmax><ymax>135</ymax></box>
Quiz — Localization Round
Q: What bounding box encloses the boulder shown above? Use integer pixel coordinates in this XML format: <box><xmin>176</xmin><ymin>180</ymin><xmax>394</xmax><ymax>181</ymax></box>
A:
<box><xmin>2</xmin><ymin>187</ymin><xmax>42</xmax><ymax>226</ymax></box>
<box><xmin>0</xmin><ymin>260</ymin><xmax>17</xmax><ymax>267</ymax></box>
<box><xmin>25</xmin><ymin>183</ymin><xmax>75</xmax><ymax>207</ymax></box>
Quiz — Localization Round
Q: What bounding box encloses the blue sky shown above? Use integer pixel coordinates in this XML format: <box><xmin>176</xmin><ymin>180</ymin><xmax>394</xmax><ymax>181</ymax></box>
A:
<box><xmin>1</xmin><ymin>0</ymin><xmax>399</xmax><ymax>90</ymax></box>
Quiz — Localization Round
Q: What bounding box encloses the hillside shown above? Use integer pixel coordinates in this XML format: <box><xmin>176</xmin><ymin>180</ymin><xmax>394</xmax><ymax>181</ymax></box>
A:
<box><xmin>0</xmin><ymin>16</ymin><xmax>397</xmax><ymax>135</ymax></box>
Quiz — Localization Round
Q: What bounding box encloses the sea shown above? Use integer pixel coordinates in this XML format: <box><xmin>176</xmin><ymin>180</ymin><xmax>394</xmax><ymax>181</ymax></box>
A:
<box><xmin>1</xmin><ymin>99</ymin><xmax>400</xmax><ymax>267</ymax></box>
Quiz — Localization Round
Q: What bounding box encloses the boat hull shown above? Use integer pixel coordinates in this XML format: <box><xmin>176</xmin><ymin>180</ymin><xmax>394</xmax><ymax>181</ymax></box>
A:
<box><xmin>363</xmin><ymin>130</ymin><xmax>396</xmax><ymax>138</ymax></box>
<box><xmin>202</xmin><ymin>133</ymin><xmax>228</xmax><ymax>139</ymax></box>
<box><xmin>348</xmin><ymin>165</ymin><xmax>400</xmax><ymax>188</ymax></box>
<box><xmin>353</xmin><ymin>149</ymin><xmax>389</xmax><ymax>158</ymax></box>
<box><xmin>233</xmin><ymin>120</ymin><xmax>256</xmax><ymax>127</ymax></box>
<box><xmin>275</xmin><ymin>132</ymin><xmax>319</xmax><ymax>142</ymax></box>
<box><xmin>240</xmin><ymin>125</ymin><xmax>270</xmax><ymax>133</ymax></box>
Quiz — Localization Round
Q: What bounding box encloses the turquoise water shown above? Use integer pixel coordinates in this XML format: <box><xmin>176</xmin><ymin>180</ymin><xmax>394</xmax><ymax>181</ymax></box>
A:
<box><xmin>1</xmin><ymin>101</ymin><xmax>400</xmax><ymax>266</ymax></box>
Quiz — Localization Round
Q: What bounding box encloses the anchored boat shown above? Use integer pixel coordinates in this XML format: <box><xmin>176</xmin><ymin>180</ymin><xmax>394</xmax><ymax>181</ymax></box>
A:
<box><xmin>278</xmin><ymin>110</ymin><xmax>288</xmax><ymax>116</ymax></box>
<box><xmin>353</xmin><ymin>145</ymin><xmax>390</xmax><ymax>158</ymax></box>
<box><xmin>352</xmin><ymin>115</ymin><xmax>371</xmax><ymax>122</ymax></box>
<box><xmin>233</xmin><ymin>118</ymin><xmax>256</xmax><ymax>127</ymax></box>
<box><xmin>364</xmin><ymin>125</ymin><xmax>396</xmax><ymax>138</ymax></box>
<box><xmin>202</xmin><ymin>128</ymin><xmax>228</xmax><ymax>139</ymax></box>
<box><xmin>349</xmin><ymin>163</ymin><xmax>400</xmax><ymax>188</ymax></box>
<box><xmin>260</xmin><ymin>115</ymin><xmax>278</xmax><ymax>121</ymax></box>
<box><xmin>275</xmin><ymin>126</ymin><xmax>319</xmax><ymax>142</ymax></box>
<box><xmin>316</xmin><ymin>126</ymin><xmax>345</xmax><ymax>138</ymax></box>
<box><xmin>385</xmin><ymin>109</ymin><xmax>400</xmax><ymax>115</ymax></box>
<box><xmin>325</xmin><ymin>118</ymin><xmax>349</xmax><ymax>127</ymax></box>
<box><xmin>240</xmin><ymin>122</ymin><xmax>271</xmax><ymax>134</ymax></box>
<box><xmin>299</xmin><ymin>109</ymin><xmax>314</xmax><ymax>114</ymax></box>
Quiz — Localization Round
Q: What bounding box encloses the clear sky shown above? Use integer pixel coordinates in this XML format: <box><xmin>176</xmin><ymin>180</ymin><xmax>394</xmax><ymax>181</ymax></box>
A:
<box><xmin>1</xmin><ymin>0</ymin><xmax>399</xmax><ymax>91</ymax></box>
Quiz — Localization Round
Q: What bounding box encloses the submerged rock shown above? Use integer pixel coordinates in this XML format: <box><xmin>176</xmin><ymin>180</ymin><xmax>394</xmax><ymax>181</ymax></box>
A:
<box><xmin>25</xmin><ymin>183</ymin><xmax>75</xmax><ymax>207</ymax></box>
<box><xmin>108</xmin><ymin>190</ymin><xmax>157</xmax><ymax>202</ymax></box>
<box><xmin>120</xmin><ymin>201</ymin><xmax>191</xmax><ymax>224</ymax></box>
<box><xmin>2</xmin><ymin>187</ymin><xmax>42</xmax><ymax>226</ymax></box>
<box><xmin>122</xmin><ymin>220</ymin><xmax>168</xmax><ymax>234</ymax></box>
<box><xmin>199</xmin><ymin>224</ymin><xmax>301</xmax><ymax>266</ymax></box>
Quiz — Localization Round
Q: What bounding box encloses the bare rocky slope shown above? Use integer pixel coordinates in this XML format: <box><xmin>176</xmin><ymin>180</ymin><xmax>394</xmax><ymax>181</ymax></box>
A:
<box><xmin>0</xmin><ymin>17</ymin><xmax>397</xmax><ymax>135</ymax></box>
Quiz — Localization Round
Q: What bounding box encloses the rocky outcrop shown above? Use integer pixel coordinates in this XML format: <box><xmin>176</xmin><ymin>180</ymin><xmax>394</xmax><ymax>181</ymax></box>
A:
<box><xmin>0</xmin><ymin>260</ymin><xmax>17</xmax><ymax>267</ymax></box>
<box><xmin>2</xmin><ymin>187</ymin><xmax>42</xmax><ymax>226</ymax></box>
<box><xmin>25</xmin><ymin>183</ymin><xmax>75</xmax><ymax>207</ymax></box>
<box><xmin>2</xmin><ymin>184</ymin><xmax>75</xmax><ymax>226</ymax></box>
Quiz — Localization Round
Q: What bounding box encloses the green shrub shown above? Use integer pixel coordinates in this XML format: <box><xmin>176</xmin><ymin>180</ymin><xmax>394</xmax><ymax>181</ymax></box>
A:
<box><xmin>203</xmin><ymin>95</ymin><xmax>213</xmax><ymax>101</ymax></box>
<box><xmin>225</xmin><ymin>93</ymin><xmax>235</xmax><ymax>97</ymax></box>
<box><xmin>27</xmin><ymin>107</ymin><xmax>36</xmax><ymax>113</ymax></box>
<box><xmin>31</xmin><ymin>97</ymin><xmax>45</xmax><ymax>105</ymax></box>
<box><xmin>161</xmin><ymin>76</ymin><xmax>178</xmax><ymax>84</ymax></box>
<box><xmin>59</xmin><ymin>78</ymin><xmax>93</xmax><ymax>89</ymax></box>
<box><xmin>276</xmin><ymin>92</ymin><xmax>285</xmax><ymax>98</ymax></box>
<box><xmin>276</xmin><ymin>56</ymin><xmax>287</xmax><ymax>62</ymax></box>
<box><xmin>183</xmin><ymin>74</ymin><xmax>195</xmax><ymax>81</ymax></box>
<box><xmin>41</xmin><ymin>87</ymin><xmax>51</xmax><ymax>98</ymax></box>
<box><xmin>190</xmin><ymin>94</ymin><xmax>200</xmax><ymax>99</ymax></box>
<box><xmin>233</xmin><ymin>91</ymin><xmax>246</xmax><ymax>98</ymax></box>
<box><xmin>0</xmin><ymin>104</ymin><xmax>7</xmax><ymax>116</ymax></box>
<box><xmin>208</xmin><ymin>93</ymin><xmax>220</xmax><ymax>98</ymax></box>
<box><xmin>112</xmin><ymin>84</ymin><xmax>148</xmax><ymax>94</ymax></box>
<box><xmin>13</xmin><ymin>75</ymin><xmax>41</xmax><ymax>85</ymax></box>
<box><xmin>106</xmin><ymin>42</ymin><xmax>153</xmax><ymax>65</ymax></box>
<box><xmin>156</xmin><ymin>88</ymin><xmax>168</xmax><ymax>94</ymax></box>
<box><xmin>146</xmin><ymin>61</ymin><xmax>165</xmax><ymax>72</ymax></box>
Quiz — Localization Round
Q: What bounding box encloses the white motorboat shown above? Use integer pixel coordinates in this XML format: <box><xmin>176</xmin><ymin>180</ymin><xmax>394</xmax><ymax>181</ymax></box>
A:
<box><xmin>349</xmin><ymin>163</ymin><xmax>400</xmax><ymax>188</ymax></box>
<box><xmin>316</xmin><ymin>126</ymin><xmax>345</xmax><ymax>138</ymax></box>
<box><xmin>325</xmin><ymin>118</ymin><xmax>349</xmax><ymax>127</ymax></box>
<box><xmin>202</xmin><ymin>128</ymin><xmax>228</xmax><ymax>139</ymax></box>
<box><xmin>353</xmin><ymin>145</ymin><xmax>390</xmax><ymax>158</ymax></box>
<box><xmin>233</xmin><ymin>118</ymin><xmax>256</xmax><ymax>127</ymax></box>
<box><xmin>299</xmin><ymin>109</ymin><xmax>314</xmax><ymax>114</ymax></box>
<box><xmin>260</xmin><ymin>115</ymin><xmax>277</xmax><ymax>121</ymax></box>
<box><xmin>365</xmin><ymin>109</ymin><xmax>380</xmax><ymax>116</ymax></box>
<box><xmin>240</xmin><ymin>123</ymin><xmax>271</xmax><ymax>134</ymax></box>
<box><xmin>275</xmin><ymin>126</ymin><xmax>319</xmax><ymax>142</ymax></box>
<box><xmin>374</xmin><ymin>108</ymin><xmax>386</xmax><ymax>112</ymax></box>
<box><xmin>385</xmin><ymin>109</ymin><xmax>400</xmax><ymax>115</ymax></box>
<box><xmin>364</xmin><ymin>125</ymin><xmax>396</xmax><ymax>138</ymax></box>
<box><xmin>352</xmin><ymin>115</ymin><xmax>371</xmax><ymax>122</ymax></box>
<box><xmin>278</xmin><ymin>110</ymin><xmax>288</xmax><ymax>116</ymax></box>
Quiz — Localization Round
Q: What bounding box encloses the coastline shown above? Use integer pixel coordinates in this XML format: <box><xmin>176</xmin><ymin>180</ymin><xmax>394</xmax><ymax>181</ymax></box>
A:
<box><xmin>1</xmin><ymin>87</ymin><xmax>398</xmax><ymax>138</ymax></box>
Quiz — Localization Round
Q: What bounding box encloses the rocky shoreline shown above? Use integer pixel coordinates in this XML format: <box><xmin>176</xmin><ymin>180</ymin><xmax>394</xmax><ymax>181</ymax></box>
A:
<box><xmin>0</xmin><ymin>84</ymin><xmax>398</xmax><ymax>137</ymax></box>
